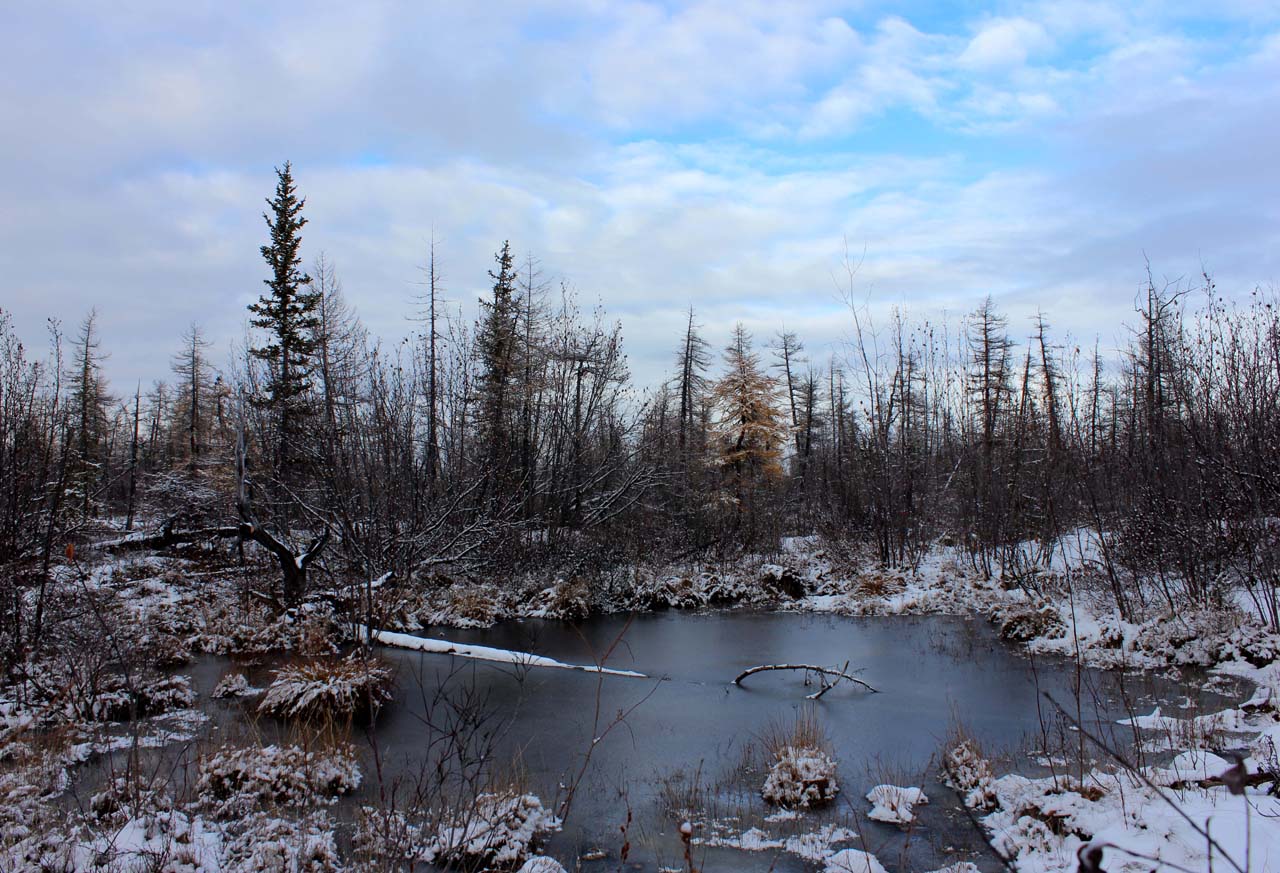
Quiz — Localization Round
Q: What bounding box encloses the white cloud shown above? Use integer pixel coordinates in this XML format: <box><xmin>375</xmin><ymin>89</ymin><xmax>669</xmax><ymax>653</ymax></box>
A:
<box><xmin>958</xmin><ymin>17</ymin><xmax>1052</xmax><ymax>70</ymax></box>
<box><xmin>3</xmin><ymin>1</ymin><xmax>1280</xmax><ymax>394</ymax></box>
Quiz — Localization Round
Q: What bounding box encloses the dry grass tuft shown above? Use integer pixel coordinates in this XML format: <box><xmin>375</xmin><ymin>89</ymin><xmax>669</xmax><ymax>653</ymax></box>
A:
<box><xmin>258</xmin><ymin>653</ymin><xmax>394</xmax><ymax>723</ymax></box>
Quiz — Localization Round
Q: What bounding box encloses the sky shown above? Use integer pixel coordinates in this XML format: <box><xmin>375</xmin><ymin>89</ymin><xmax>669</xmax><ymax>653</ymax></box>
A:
<box><xmin>3</xmin><ymin>0</ymin><xmax>1280</xmax><ymax>392</ymax></box>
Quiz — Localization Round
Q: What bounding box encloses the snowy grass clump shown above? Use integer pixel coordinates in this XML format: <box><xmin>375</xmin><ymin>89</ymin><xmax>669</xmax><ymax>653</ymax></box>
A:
<box><xmin>355</xmin><ymin>791</ymin><xmax>561</xmax><ymax>869</ymax></box>
<box><xmin>196</xmin><ymin>743</ymin><xmax>361</xmax><ymax>818</ymax></box>
<box><xmin>222</xmin><ymin>812</ymin><xmax>343</xmax><ymax>872</ymax></box>
<box><xmin>211</xmin><ymin>672</ymin><xmax>260</xmax><ymax>699</ymax></box>
<box><xmin>433</xmin><ymin>791</ymin><xmax>561</xmax><ymax>868</ymax></box>
<box><xmin>79</xmin><ymin>673</ymin><xmax>196</xmax><ymax>722</ymax></box>
<box><xmin>762</xmin><ymin>746</ymin><xmax>840</xmax><ymax>808</ymax></box>
<box><xmin>865</xmin><ymin>783</ymin><xmax>928</xmax><ymax>824</ymax></box>
<box><xmin>760</xmin><ymin>709</ymin><xmax>839</xmax><ymax>808</ymax></box>
<box><xmin>942</xmin><ymin>736</ymin><xmax>996</xmax><ymax>810</ymax></box>
<box><xmin>258</xmin><ymin>654</ymin><xmax>393</xmax><ymax>722</ymax></box>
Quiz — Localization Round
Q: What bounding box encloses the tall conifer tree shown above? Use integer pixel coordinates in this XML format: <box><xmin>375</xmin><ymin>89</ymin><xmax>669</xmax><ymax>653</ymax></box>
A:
<box><xmin>248</xmin><ymin>162</ymin><xmax>318</xmax><ymax>482</ymax></box>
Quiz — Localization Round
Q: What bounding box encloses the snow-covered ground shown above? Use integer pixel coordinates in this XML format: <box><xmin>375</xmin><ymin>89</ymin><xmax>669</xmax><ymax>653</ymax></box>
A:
<box><xmin>5</xmin><ymin>533</ymin><xmax>1280</xmax><ymax>871</ymax></box>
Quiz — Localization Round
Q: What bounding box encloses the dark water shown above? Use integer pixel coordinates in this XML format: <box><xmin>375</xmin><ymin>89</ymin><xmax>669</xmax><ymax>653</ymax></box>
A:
<box><xmin>359</xmin><ymin>612</ymin><xmax>1224</xmax><ymax>872</ymax></box>
<box><xmin>97</xmin><ymin>612</ymin><xmax>1236</xmax><ymax>872</ymax></box>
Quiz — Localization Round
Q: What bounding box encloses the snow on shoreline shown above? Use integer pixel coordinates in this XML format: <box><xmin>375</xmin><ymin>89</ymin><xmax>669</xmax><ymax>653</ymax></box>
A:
<box><xmin>361</xmin><ymin>626</ymin><xmax>648</xmax><ymax>678</ymax></box>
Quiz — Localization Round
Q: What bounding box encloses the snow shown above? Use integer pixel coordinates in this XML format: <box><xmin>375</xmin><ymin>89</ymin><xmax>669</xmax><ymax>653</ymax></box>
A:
<box><xmin>695</xmin><ymin>822</ymin><xmax>860</xmax><ymax>862</ymax></box>
<box><xmin>865</xmin><ymin>783</ymin><xmax>928</xmax><ymax>824</ymax></box>
<box><xmin>761</xmin><ymin>745</ymin><xmax>840</xmax><ymax>807</ymax></box>
<box><xmin>364</xmin><ymin>627</ymin><xmax>647</xmax><ymax>677</ymax></box>
<box><xmin>824</xmin><ymin>848</ymin><xmax>889</xmax><ymax>873</ymax></box>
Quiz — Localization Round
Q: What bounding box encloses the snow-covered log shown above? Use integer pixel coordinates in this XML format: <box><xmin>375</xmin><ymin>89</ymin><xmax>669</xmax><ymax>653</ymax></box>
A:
<box><xmin>733</xmin><ymin>664</ymin><xmax>878</xmax><ymax>693</ymax></box>
<box><xmin>96</xmin><ymin>522</ymin><xmax>241</xmax><ymax>552</ymax></box>
<box><xmin>362</xmin><ymin>627</ymin><xmax>647</xmax><ymax>678</ymax></box>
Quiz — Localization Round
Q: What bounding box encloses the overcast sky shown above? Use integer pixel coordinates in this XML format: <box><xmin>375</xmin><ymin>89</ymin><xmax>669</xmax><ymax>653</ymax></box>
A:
<box><xmin>3</xmin><ymin>0</ymin><xmax>1279</xmax><ymax>392</ymax></box>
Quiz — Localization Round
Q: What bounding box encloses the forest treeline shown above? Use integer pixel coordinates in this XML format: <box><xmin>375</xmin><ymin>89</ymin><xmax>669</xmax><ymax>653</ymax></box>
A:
<box><xmin>5</xmin><ymin>163</ymin><xmax>1280</xmax><ymax>653</ymax></box>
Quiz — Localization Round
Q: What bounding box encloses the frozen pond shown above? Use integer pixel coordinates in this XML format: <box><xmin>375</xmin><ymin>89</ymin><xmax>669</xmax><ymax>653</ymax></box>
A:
<box><xmin>124</xmin><ymin>611</ymin><xmax>1235</xmax><ymax>871</ymax></box>
<box><xmin>364</xmin><ymin>612</ymin><xmax>1220</xmax><ymax>871</ymax></box>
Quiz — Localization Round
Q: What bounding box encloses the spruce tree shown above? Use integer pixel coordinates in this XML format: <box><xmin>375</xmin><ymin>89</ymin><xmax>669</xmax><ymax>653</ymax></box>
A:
<box><xmin>248</xmin><ymin>162</ymin><xmax>319</xmax><ymax>482</ymax></box>
<box><xmin>474</xmin><ymin>241</ymin><xmax>520</xmax><ymax>491</ymax></box>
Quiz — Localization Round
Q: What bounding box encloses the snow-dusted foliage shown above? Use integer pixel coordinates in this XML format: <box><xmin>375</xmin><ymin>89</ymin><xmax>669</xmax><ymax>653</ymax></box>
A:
<box><xmin>761</xmin><ymin>745</ymin><xmax>840</xmax><ymax>808</ymax></box>
<box><xmin>258</xmin><ymin>655</ymin><xmax>393</xmax><ymax>722</ymax></box>
<box><xmin>942</xmin><ymin>739</ymin><xmax>996</xmax><ymax>810</ymax></box>
<box><xmin>992</xmin><ymin>602</ymin><xmax>1066</xmax><ymax>642</ymax></box>
<box><xmin>221</xmin><ymin>812</ymin><xmax>343</xmax><ymax>873</ymax></box>
<box><xmin>78</xmin><ymin>672</ymin><xmax>197</xmax><ymax>722</ymax></box>
<box><xmin>211</xmin><ymin>672</ymin><xmax>259</xmax><ymax>698</ymax></box>
<box><xmin>528</xmin><ymin>576</ymin><xmax>593</xmax><ymax>621</ymax></box>
<box><xmin>354</xmin><ymin>792</ymin><xmax>561</xmax><ymax>868</ymax></box>
<box><xmin>864</xmin><ymin>783</ymin><xmax>928</xmax><ymax>824</ymax></box>
<box><xmin>195</xmin><ymin>743</ymin><xmax>361</xmax><ymax>818</ymax></box>
<box><xmin>432</xmin><ymin>792</ymin><xmax>561</xmax><ymax>868</ymax></box>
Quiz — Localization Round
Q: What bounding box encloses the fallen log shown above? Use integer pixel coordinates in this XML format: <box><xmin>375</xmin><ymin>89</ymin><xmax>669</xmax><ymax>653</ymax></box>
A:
<box><xmin>732</xmin><ymin>663</ymin><xmax>878</xmax><ymax>694</ymax></box>
<box><xmin>1166</xmin><ymin>771</ymin><xmax>1275</xmax><ymax>792</ymax></box>
<box><xmin>362</xmin><ymin>626</ymin><xmax>649</xmax><ymax>678</ymax></box>
<box><xmin>97</xmin><ymin>524</ymin><xmax>241</xmax><ymax>552</ymax></box>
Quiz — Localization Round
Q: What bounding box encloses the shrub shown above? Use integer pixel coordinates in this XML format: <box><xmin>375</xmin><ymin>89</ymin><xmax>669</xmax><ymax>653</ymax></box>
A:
<box><xmin>760</xmin><ymin>709</ymin><xmax>839</xmax><ymax>808</ymax></box>
<box><xmin>196</xmin><ymin>743</ymin><xmax>361</xmax><ymax>818</ymax></box>
<box><xmin>942</xmin><ymin>736</ymin><xmax>996</xmax><ymax>810</ymax></box>
<box><xmin>431</xmin><ymin>792</ymin><xmax>561</xmax><ymax>869</ymax></box>
<box><xmin>211</xmin><ymin>672</ymin><xmax>258</xmax><ymax>699</ymax></box>
<box><xmin>994</xmin><ymin>603</ymin><xmax>1066</xmax><ymax>642</ymax></box>
<box><xmin>258</xmin><ymin>655</ymin><xmax>394</xmax><ymax>723</ymax></box>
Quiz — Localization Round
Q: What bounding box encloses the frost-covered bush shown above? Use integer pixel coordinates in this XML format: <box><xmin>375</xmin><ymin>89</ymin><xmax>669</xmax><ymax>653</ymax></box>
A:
<box><xmin>635</xmin><ymin>571</ymin><xmax>760</xmax><ymax>610</ymax></box>
<box><xmin>993</xmin><ymin>603</ymin><xmax>1066</xmax><ymax>642</ymax></box>
<box><xmin>447</xmin><ymin>585</ymin><xmax>505</xmax><ymax>626</ymax></box>
<box><xmin>543</xmin><ymin>576</ymin><xmax>593</xmax><ymax>621</ymax></box>
<box><xmin>431</xmin><ymin>792</ymin><xmax>561</xmax><ymax>868</ymax></box>
<box><xmin>79</xmin><ymin>673</ymin><xmax>197</xmax><ymax>722</ymax></box>
<box><xmin>221</xmin><ymin>812</ymin><xmax>343</xmax><ymax>873</ymax></box>
<box><xmin>1123</xmin><ymin>608</ymin><xmax>1280</xmax><ymax>668</ymax></box>
<box><xmin>865</xmin><ymin>784</ymin><xmax>928</xmax><ymax>824</ymax></box>
<box><xmin>211</xmin><ymin>672</ymin><xmax>259</xmax><ymax>699</ymax></box>
<box><xmin>759</xmin><ymin>564</ymin><xmax>806</xmax><ymax>599</ymax></box>
<box><xmin>258</xmin><ymin>655</ymin><xmax>393</xmax><ymax>722</ymax></box>
<box><xmin>196</xmin><ymin>743</ymin><xmax>361</xmax><ymax>818</ymax></box>
<box><xmin>762</xmin><ymin>746</ymin><xmax>840</xmax><ymax>808</ymax></box>
<box><xmin>943</xmin><ymin>739</ymin><xmax>996</xmax><ymax>809</ymax></box>
<box><xmin>89</xmin><ymin>775</ymin><xmax>173</xmax><ymax>823</ymax></box>
<box><xmin>642</xmin><ymin>575</ymin><xmax>708</xmax><ymax>610</ymax></box>
<box><xmin>199</xmin><ymin>602</ymin><xmax>342</xmax><ymax>657</ymax></box>
<box><xmin>354</xmin><ymin>792</ymin><xmax>561</xmax><ymax>869</ymax></box>
<box><xmin>0</xmin><ymin>743</ymin><xmax>71</xmax><ymax>856</ymax></box>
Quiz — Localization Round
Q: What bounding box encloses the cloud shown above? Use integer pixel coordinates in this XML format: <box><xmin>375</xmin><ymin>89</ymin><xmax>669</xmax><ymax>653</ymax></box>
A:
<box><xmin>958</xmin><ymin>17</ymin><xmax>1052</xmax><ymax>70</ymax></box>
<box><xmin>2</xmin><ymin>1</ymin><xmax>1279</xmax><ymax>396</ymax></box>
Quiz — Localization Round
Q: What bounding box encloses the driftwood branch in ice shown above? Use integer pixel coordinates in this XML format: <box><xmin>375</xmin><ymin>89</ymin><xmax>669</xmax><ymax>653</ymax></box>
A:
<box><xmin>733</xmin><ymin>663</ymin><xmax>878</xmax><ymax>694</ymax></box>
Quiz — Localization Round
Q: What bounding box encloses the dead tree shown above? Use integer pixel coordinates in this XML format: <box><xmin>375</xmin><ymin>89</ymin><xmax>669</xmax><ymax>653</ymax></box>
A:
<box><xmin>235</xmin><ymin>403</ymin><xmax>328</xmax><ymax>608</ymax></box>
<box><xmin>733</xmin><ymin>663</ymin><xmax>878</xmax><ymax>694</ymax></box>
